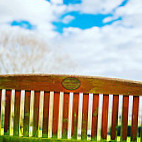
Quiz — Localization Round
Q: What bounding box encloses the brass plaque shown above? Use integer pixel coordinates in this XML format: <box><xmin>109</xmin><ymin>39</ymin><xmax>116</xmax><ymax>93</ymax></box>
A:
<box><xmin>62</xmin><ymin>77</ymin><xmax>80</xmax><ymax>90</ymax></box>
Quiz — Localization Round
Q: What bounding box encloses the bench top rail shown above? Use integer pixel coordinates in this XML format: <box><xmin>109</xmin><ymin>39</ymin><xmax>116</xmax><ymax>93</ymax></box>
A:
<box><xmin>0</xmin><ymin>74</ymin><xmax>142</xmax><ymax>96</ymax></box>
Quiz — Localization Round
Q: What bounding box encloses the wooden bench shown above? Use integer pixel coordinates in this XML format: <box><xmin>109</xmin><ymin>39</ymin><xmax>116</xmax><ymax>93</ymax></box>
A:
<box><xmin>0</xmin><ymin>74</ymin><xmax>142</xmax><ymax>142</ymax></box>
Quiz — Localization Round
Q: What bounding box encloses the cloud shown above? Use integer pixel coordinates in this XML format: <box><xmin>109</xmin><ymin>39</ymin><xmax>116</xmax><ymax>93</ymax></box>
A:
<box><xmin>51</xmin><ymin>0</ymin><xmax>63</xmax><ymax>4</ymax></box>
<box><xmin>54</xmin><ymin>0</ymin><xmax>142</xmax><ymax>81</ymax></box>
<box><xmin>0</xmin><ymin>0</ymin><xmax>67</xmax><ymax>38</ymax></box>
<box><xmin>62</xmin><ymin>15</ymin><xmax>75</xmax><ymax>23</ymax></box>
<box><xmin>0</xmin><ymin>0</ymin><xmax>142</xmax><ymax>81</ymax></box>
<box><xmin>64</xmin><ymin>0</ymin><xmax>124</xmax><ymax>14</ymax></box>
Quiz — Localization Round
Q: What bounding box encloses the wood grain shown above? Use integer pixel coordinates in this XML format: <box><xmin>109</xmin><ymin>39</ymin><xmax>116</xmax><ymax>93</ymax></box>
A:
<box><xmin>62</xmin><ymin>93</ymin><xmax>69</xmax><ymax>138</ymax></box>
<box><xmin>131</xmin><ymin>96</ymin><xmax>139</xmax><ymax>141</ymax></box>
<box><xmin>4</xmin><ymin>90</ymin><xmax>11</xmax><ymax>134</ymax></box>
<box><xmin>111</xmin><ymin>95</ymin><xmax>119</xmax><ymax>140</ymax></box>
<box><xmin>92</xmin><ymin>94</ymin><xmax>99</xmax><ymax>140</ymax></box>
<box><xmin>72</xmin><ymin>93</ymin><xmax>79</xmax><ymax>139</ymax></box>
<box><xmin>42</xmin><ymin>92</ymin><xmax>50</xmax><ymax>137</ymax></box>
<box><xmin>23</xmin><ymin>91</ymin><xmax>31</xmax><ymax>137</ymax></box>
<box><xmin>121</xmin><ymin>96</ymin><xmax>129</xmax><ymax>141</ymax></box>
<box><xmin>82</xmin><ymin>94</ymin><xmax>89</xmax><ymax>140</ymax></box>
<box><xmin>14</xmin><ymin>90</ymin><xmax>21</xmax><ymax>136</ymax></box>
<box><xmin>52</xmin><ymin>92</ymin><xmax>60</xmax><ymax>137</ymax></box>
<box><xmin>33</xmin><ymin>91</ymin><xmax>40</xmax><ymax>137</ymax></box>
<box><xmin>0</xmin><ymin>74</ymin><xmax>142</xmax><ymax>95</ymax></box>
<box><xmin>101</xmin><ymin>94</ymin><xmax>109</xmax><ymax>139</ymax></box>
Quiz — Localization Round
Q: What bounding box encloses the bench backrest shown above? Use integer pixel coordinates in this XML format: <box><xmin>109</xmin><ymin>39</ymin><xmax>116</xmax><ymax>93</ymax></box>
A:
<box><xmin>0</xmin><ymin>74</ymin><xmax>142</xmax><ymax>141</ymax></box>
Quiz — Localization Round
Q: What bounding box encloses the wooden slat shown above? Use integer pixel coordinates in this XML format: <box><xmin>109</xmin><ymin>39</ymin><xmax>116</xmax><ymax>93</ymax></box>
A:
<box><xmin>14</xmin><ymin>90</ymin><xmax>21</xmax><ymax>136</ymax></box>
<box><xmin>42</xmin><ymin>92</ymin><xmax>50</xmax><ymax>137</ymax></box>
<box><xmin>111</xmin><ymin>95</ymin><xmax>119</xmax><ymax>140</ymax></box>
<box><xmin>62</xmin><ymin>93</ymin><xmax>69</xmax><ymax>138</ymax></box>
<box><xmin>101</xmin><ymin>94</ymin><xmax>109</xmax><ymax>139</ymax></box>
<box><xmin>33</xmin><ymin>91</ymin><xmax>40</xmax><ymax>137</ymax></box>
<box><xmin>4</xmin><ymin>90</ymin><xmax>11</xmax><ymax>134</ymax></box>
<box><xmin>72</xmin><ymin>93</ymin><xmax>79</xmax><ymax>139</ymax></box>
<box><xmin>52</xmin><ymin>92</ymin><xmax>60</xmax><ymax>137</ymax></box>
<box><xmin>121</xmin><ymin>96</ymin><xmax>129</xmax><ymax>141</ymax></box>
<box><xmin>23</xmin><ymin>91</ymin><xmax>31</xmax><ymax>137</ymax></box>
<box><xmin>82</xmin><ymin>94</ymin><xmax>89</xmax><ymax>140</ymax></box>
<box><xmin>1</xmin><ymin>74</ymin><xmax>142</xmax><ymax>96</ymax></box>
<box><xmin>131</xmin><ymin>96</ymin><xmax>139</xmax><ymax>141</ymax></box>
<box><xmin>92</xmin><ymin>94</ymin><xmax>99</xmax><ymax>140</ymax></box>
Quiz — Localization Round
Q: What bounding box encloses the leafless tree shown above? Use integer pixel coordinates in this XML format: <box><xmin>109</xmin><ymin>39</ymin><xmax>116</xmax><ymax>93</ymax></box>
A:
<box><xmin>0</xmin><ymin>28</ymin><xmax>76</xmax><ymax>74</ymax></box>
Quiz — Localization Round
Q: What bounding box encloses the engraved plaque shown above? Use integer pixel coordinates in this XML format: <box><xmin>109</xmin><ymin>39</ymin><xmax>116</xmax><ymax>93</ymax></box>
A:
<box><xmin>62</xmin><ymin>77</ymin><xmax>80</xmax><ymax>90</ymax></box>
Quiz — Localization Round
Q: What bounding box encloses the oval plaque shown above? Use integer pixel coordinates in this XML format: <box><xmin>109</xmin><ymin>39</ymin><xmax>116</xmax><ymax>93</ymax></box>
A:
<box><xmin>62</xmin><ymin>77</ymin><xmax>80</xmax><ymax>90</ymax></box>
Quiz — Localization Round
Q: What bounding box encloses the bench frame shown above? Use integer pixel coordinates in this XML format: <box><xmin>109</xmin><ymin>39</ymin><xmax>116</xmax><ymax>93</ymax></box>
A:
<box><xmin>0</xmin><ymin>74</ymin><xmax>142</xmax><ymax>142</ymax></box>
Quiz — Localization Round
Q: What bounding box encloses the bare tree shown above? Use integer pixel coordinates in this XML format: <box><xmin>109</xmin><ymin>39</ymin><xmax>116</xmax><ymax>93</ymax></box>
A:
<box><xmin>0</xmin><ymin>28</ymin><xmax>76</xmax><ymax>74</ymax></box>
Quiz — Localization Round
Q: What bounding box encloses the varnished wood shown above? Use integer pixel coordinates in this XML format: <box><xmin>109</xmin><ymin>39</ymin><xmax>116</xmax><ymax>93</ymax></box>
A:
<box><xmin>101</xmin><ymin>94</ymin><xmax>109</xmax><ymax>139</ymax></box>
<box><xmin>14</xmin><ymin>90</ymin><xmax>21</xmax><ymax>136</ymax></box>
<box><xmin>72</xmin><ymin>93</ymin><xmax>79</xmax><ymax>139</ymax></box>
<box><xmin>42</xmin><ymin>92</ymin><xmax>50</xmax><ymax>137</ymax></box>
<box><xmin>0</xmin><ymin>74</ymin><xmax>142</xmax><ymax>95</ymax></box>
<box><xmin>62</xmin><ymin>93</ymin><xmax>69</xmax><ymax>138</ymax></box>
<box><xmin>111</xmin><ymin>95</ymin><xmax>119</xmax><ymax>140</ymax></box>
<box><xmin>131</xmin><ymin>96</ymin><xmax>139</xmax><ymax>141</ymax></box>
<box><xmin>92</xmin><ymin>94</ymin><xmax>99</xmax><ymax>140</ymax></box>
<box><xmin>4</xmin><ymin>90</ymin><xmax>11</xmax><ymax>134</ymax></box>
<box><xmin>82</xmin><ymin>94</ymin><xmax>89</xmax><ymax>140</ymax></box>
<box><xmin>23</xmin><ymin>91</ymin><xmax>30</xmax><ymax>137</ymax></box>
<box><xmin>0</xmin><ymin>74</ymin><xmax>142</xmax><ymax>141</ymax></box>
<box><xmin>53</xmin><ymin>93</ymin><xmax>60</xmax><ymax>137</ymax></box>
<box><xmin>121</xmin><ymin>96</ymin><xmax>129</xmax><ymax>141</ymax></box>
<box><xmin>33</xmin><ymin>91</ymin><xmax>40</xmax><ymax>137</ymax></box>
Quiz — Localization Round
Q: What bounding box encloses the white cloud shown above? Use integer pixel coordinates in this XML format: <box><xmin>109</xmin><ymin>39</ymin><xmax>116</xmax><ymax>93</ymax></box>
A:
<box><xmin>0</xmin><ymin>0</ymin><xmax>142</xmax><ymax>81</ymax></box>
<box><xmin>54</xmin><ymin>0</ymin><xmax>142</xmax><ymax>81</ymax></box>
<box><xmin>51</xmin><ymin>0</ymin><xmax>63</xmax><ymax>4</ymax></box>
<box><xmin>57</xmin><ymin>23</ymin><xmax>142</xmax><ymax>81</ymax></box>
<box><xmin>0</xmin><ymin>0</ymin><xmax>67</xmax><ymax>38</ymax></box>
<box><xmin>62</xmin><ymin>15</ymin><xmax>75</xmax><ymax>23</ymax></box>
<box><xmin>65</xmin><ymin>0</ymin><xmax>124</xmax><ymax>14</ymax></box>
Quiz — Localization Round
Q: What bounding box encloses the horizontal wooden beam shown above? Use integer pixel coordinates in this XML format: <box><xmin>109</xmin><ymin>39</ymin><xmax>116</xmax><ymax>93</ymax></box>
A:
<box><xmin>0</xmin><ymin>74</ymin><xmax>142</xmax><ymax>96</ymax></box>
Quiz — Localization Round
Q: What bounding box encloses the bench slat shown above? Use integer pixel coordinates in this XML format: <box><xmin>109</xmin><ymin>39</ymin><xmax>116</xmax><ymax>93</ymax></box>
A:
<box><xmin>92</xmin><ymin>94</ymin><xmax>99</xmax><ymax>140</ymax></box>
<box><xmin>101</xmin><ymin>94</ymin><xmax>109</xmax><ymax>139</ymax></box>
<box><xmin>72</xmin><ymin>93</ymin><xmax>79</xmax><ymax>139</ymax></box>
<box><xmin>14</xmin><ymin>90</ymin><xmax>21</xmax><ymax>136</ymax></box>
<box><xmin>53</xmin><ymin>93</ymin><xmax>60</xmax><ymax>137</ymax></box>
<box><xmin>4</xmin><ymin>90</ymin><xmax>11</xmax><ymax>135</ymax></box>
<box><xmin>131</xmin><ymin>96</ymin><xmax>139</xmax><ymax>141</ymax></box>
<box><xmin>111</xmin><ymin>95</ymin><xmax>119</xmax><ymax>140</ymax></box>
<box><xmin>82</xmin><ymin>94</ymin><xmax>89</xmax><ymax>140</ymax></box>
<box><xmin>62</xmin><ymin>93</ymin><xmax>69</xmax><ymax>138</ymax></box>
<box><xmin>43</xmin><ymin>92</ymin><xmax>50</xmax><ymax>137</ymax></box>
<box><xmin>121</xmin><ymin>96</ymin><xmax>129</xmax><ymax>141</ymax></box>
<box><xmin>23</xmin><ymin>91</ymin><xmax>30</xmax><ymax>137</ymax></box>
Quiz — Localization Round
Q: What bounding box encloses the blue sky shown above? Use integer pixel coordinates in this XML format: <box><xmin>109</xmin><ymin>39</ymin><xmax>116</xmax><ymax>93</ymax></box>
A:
<box><xmin>10</xmin><ymin>0</ymin><xmax>128</xmax><ymax>33</ymax></box>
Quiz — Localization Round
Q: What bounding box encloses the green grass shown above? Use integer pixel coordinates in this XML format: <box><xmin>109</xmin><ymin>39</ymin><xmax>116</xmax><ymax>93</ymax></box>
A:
<box><xmin>0</xmin><ymin>135</ymin><xmax>118</xmax><ymax>142</ymax></box>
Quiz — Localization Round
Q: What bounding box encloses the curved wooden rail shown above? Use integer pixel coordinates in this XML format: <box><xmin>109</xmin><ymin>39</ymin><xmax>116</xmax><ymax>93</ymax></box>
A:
<box><xmin>0</xmin><ymin>74</ymin><xmax>142</xmax><ymax>95</ymax></box>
